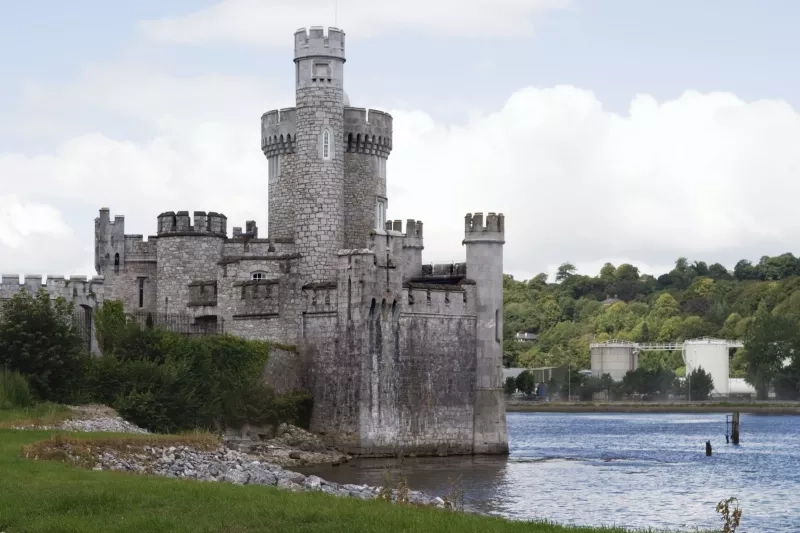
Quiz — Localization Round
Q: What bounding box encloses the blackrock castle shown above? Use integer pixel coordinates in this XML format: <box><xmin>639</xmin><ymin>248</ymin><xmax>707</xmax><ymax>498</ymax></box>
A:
<box><xmin>1</xmin><ymin>26</ymin><xmax>508</xmax><ymax>456</ymax></box>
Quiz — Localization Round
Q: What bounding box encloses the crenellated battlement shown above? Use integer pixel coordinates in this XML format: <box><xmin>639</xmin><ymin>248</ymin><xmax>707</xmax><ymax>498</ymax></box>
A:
<box><xmin>261</xmin><ymin>108</ymin><xmax>297</xmax><ymax>157</ymax></box>
<box><xmin>420</xmin><ymin>262</ymin><xmax>468</xmax><ymax>277</ymax></box>
<box><xmin>0</xmin><ymin>274</ymin><xmax>104</xmax><ymax>306</ymax></box>
<box><xmin>124</xmin><ymin>235</ymin><xmax>155</xmax><ymax>259</ymax></box>
<box><xmin>344</xmin><ymin>108</ymin><xmax>392</xmax><ymax>157</ymax></box>
<box><xmin>157</xmin><ymin>211</ymin><xmax>227</xmax><ymax>237</ymax></box>
<box><xmin>464</xmin><ymin>212</ymin><xmax>505</xmax><ymax>242</ymax></box>
<box><xmin>294</xmin><ymin>26</ymin><xmax>345</xmax><ymax>61</ymax></box>
<box><xmin>383</xmin><ymin>219</ymin><xmax>423</xmax><ymax>239</ymax></box>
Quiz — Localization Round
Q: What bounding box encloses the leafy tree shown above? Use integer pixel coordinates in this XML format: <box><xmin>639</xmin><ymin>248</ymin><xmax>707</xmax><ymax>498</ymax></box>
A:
<box><xmin>0</xmin><ymin>289</ymin><xmax>87</xmax><ymax>403</ymax></box>
<box><xmin>687</xmin><ymin>367</ymin><xmax>714</xmax><ymax>401</ymax></box>
<box><xmin>504</xmin><ymin>376</ymin><xmax>517</xmax><ymax>395</ymax></box>
<box><xmin>734</xmin><ymin>260</ymin><xmax>761</xmax><ymax>281</ymax></box>
<box><xmin>556</xmin><ymin>263</ymin><xmax>577</xmax><ymax>282</ymax></box>
<box><xmin>742</xmin><ymin>312</ymin><xmax>800</xmax><ymax>399</ymax></box>
<box><xmin>708</xmin><ymin>263</ymin><xmax>732</xmax><ymax>280</ymax></box>
<box><xmin>515</xmin><ymin>370</ymin><xmax>536</xmax><ymax>396</ymax></box>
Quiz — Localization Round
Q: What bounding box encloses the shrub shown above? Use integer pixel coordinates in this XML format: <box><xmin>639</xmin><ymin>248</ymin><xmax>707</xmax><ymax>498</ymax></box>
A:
<box><xmin>0</xmin><ymin>289</ymin><xmax>88</xmax><ymax>403</ymax></box>
<box><xmin>0</xmin><ymin>368</ymin><xmax>34</xmax><ymax>409</ymax></box>
<box><xmin>504</xmin><ymin>376</ymin><xmax>517</xmax><ymax>395</ymax></box>
<box><xmin>89</xmin><ymin>304</ymin><xmax>311</xmax><ymax>433</ymax></box>
<box><xmin>688</xmin><ymin>367</ymin><xmax>715</xmax><ymax>400</ymax></box>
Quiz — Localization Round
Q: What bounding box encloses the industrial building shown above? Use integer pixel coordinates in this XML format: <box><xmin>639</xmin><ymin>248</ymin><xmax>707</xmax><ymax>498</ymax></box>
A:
<box><xmin>590</xmin><ymin>337</ymin><xmax>744</xmax><ymax>396</ymax></box>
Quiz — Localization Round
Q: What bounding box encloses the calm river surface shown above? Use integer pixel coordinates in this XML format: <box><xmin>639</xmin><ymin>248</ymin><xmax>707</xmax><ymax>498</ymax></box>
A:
<box><xmin>305</xmin><ymin>412</ymin><xmax>800</xmax><ymax>532</ymax></box>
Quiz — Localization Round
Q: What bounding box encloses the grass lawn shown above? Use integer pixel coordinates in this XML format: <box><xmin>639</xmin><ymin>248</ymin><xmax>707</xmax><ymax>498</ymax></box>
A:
<box><xmin>0</xmin><ymin>414</ymin><xmax>702</xmax><ymax>533</ymax></box>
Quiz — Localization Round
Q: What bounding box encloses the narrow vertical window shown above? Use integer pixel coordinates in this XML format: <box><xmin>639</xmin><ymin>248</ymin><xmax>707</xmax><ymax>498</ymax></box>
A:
<box><xmin>495</xmin><ymin>308</ymin><xmax>501</xmax><ymax>342</ymax></box>
<box><xmin>322</xmin><ymin>129</ymin><xmax>331</xmax><ymax>160</ymax></box>
<box><xmin>138</xmin><ymin>278</ymin><xmax>145</xmax><ymax>308</ymax></box>
<box><xmin>375</xmin><ymin>199</ymin><xmax>387</xmax><ymax>230</ymax></box>
<box><xmin>114</xmin><ymin>253</ymin><xmax>120</xmax><ymax>274</ymax></box>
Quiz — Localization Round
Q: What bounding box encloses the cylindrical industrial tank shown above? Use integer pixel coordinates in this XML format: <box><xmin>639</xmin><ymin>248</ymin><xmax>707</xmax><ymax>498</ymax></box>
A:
<box><xmin>590</xmin><ymin>341</ymin><xmax>638</xmax><ymax>382</ymax></box>
<box><xmin>683</xmin><ymin>338</ymin><xmax>730</xmax><ymax>396</ymax></box>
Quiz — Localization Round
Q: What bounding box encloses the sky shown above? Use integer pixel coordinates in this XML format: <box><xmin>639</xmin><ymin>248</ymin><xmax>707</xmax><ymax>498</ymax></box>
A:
<box><xmin>2</xmin><ymin>0</ymin><xmax>800</xmax><ymax>282</ymax></box>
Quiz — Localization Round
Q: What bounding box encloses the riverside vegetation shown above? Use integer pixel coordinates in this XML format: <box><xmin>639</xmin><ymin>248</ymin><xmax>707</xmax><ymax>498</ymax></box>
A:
<box><xmin>1</xmin><ymin>288</ymin><xmax>747</xmax><ymax>532</ymax></box>
<box><xmin>504</xmin><ymin>255</ymin><xmax>800</xmax><ymax>401</ymax></box>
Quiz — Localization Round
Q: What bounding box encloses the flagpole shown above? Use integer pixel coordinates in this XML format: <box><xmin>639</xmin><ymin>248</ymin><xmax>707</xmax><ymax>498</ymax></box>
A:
<box><xmin>335</xmin><ymin>0</ymin><xmax>339</xmax><ymax>26</ymax></box>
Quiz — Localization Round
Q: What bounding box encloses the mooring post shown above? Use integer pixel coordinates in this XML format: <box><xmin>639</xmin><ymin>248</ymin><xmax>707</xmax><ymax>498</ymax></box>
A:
<box><xmin>731</xmin><ymin>412</ymin><xmax>740</xmax><ymax>445</ymax></box>
<box><xmin>706</xmin><ymin>440</ymin><xmax>712</xmax><ymax>456</ymax></box>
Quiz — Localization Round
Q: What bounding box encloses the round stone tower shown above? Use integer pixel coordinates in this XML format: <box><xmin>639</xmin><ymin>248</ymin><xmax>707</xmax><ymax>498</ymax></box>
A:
<box><xmin>292</xmin><ymin>26</ymin><xmax>346</xmax><ymax>282</ymax></box>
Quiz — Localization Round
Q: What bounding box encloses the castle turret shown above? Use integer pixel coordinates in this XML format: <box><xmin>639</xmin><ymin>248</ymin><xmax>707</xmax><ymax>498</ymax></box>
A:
<box><xmin>463</xmin><ymin>212</ymin><xmax>509</xmax><ymax>454</ymax></box>
<box><xmin>95</xmin><ymin>208</ymin><xmax>125</xmax><ymax>276</ymax></box>
<box><xmin>292</xmin><ymin>26</ymin><xmax>346</xmax><ymax>282</ymax></box>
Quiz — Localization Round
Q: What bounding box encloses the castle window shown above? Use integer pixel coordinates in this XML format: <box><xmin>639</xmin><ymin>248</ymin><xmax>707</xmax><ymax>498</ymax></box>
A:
<box><xmin>322</xmin><ymin>129</ymin><xmax>331</xmax><ymax>160</ymax></box>
<box><xmin>114</xmin><ymin>253</ymin><xmax>120</xmax><ymax>274</ymax></box>
<box><xmin>138</xmin><ymin>278</ymin><xmax>145</xmax><ymax>308</ymax></box>
<box><xmin>251</xmin><ymin>271</ymin><xmax>267</xmax><ymax>281</ymax></box>
<box><xmin>377</xmin><ymin>157</ymin><xmax>386</xmax><ymax>180</ymax></box>
<box><xmin>268</xmin><ymin>155</ymin><xmax>280</xmax><ymax>183</ymax></box>
<box><xmin>375</xmin><ymin>198</ymin><xmax>387</xmax><ymax>230</ymax></box>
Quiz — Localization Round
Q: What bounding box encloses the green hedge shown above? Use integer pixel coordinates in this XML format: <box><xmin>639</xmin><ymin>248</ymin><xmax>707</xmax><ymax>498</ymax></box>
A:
<box><xmin>1</xmin><ymin>295</ymin><xmax>312</xmax><ymax>433</ymax></box>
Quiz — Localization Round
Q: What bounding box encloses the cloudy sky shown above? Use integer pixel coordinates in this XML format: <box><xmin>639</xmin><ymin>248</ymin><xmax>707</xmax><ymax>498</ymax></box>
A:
<box><xmin>2</xmin><ymin>0</ymin><xmax>800</xmax><ymax>282</ymax></box>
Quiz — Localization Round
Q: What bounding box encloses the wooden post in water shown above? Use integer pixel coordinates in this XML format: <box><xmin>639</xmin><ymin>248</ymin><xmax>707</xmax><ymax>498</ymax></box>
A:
<box><xmin>731</xmin><ymin>412</ymin><xmax>740</xmax><ymax>445</ymax></box>
<box><xmin>705</xmin><ymin>440</ymin><xmax>712</xmax><ymax>456</ymax></box>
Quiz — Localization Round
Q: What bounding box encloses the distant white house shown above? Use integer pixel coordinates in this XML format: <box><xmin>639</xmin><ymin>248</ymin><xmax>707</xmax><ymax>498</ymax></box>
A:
<box><xmin>514</xmin><ymin>331</ymin><xmax>538</xmax><ymax>343</ymax></box>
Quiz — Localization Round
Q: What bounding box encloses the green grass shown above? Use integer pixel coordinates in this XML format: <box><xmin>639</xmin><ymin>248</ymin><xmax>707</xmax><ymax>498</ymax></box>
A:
<box><xmin>0</xmin><ymin>402</ymin><xmax>73</xmax><ymax>428</ymax></box>
<box><xmin>0</xmin><ymin>409</ymin><xmax>710</xmax><ymax>533</ymax></box>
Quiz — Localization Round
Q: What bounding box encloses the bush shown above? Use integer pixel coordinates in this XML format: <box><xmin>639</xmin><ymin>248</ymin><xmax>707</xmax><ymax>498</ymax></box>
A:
<box><xmin>688</xmin><ymin>367</ymin><xmax>714</xmax><ymax>401</ymax></box>
<box><xmin>504</xmin><ymin>376</ymin><xmax>517</xmax><ymax>395</ymax></box>
<box><xmin>0</xmin><ymin>289</ymin><xmax>88</xmax><ymax>403</ymax></box>
<box><xmin>0</xmin><ymin>368</ymin><xmax>34</xmax><ymax>409</ymax></box>
<box><xmin>88</xmin><ymin>302</ymin><xmax>311</xmax><ymax>433</ymax></box>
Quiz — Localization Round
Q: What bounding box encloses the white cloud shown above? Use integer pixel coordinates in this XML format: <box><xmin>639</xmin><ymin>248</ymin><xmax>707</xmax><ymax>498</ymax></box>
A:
<box><xmin>141</xmin><ymin>0</ymin><xmax>570</xmax><ymax>47</ymax></box>
<box><xmin>0</xmin><ymin>195</ymin><xmax>72</xmax><ymax>249</ymax></box>
<box><xmin>3</xmin><ymin>63</ymin><xmax>800</xmax><ymax>282</ymax></box>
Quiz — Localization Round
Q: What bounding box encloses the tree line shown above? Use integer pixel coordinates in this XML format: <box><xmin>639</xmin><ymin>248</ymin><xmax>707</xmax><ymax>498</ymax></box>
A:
<box><xmin>504</xmin><ymin>253</ymin><xmax>800</xmax><ymax>400</ymax></box>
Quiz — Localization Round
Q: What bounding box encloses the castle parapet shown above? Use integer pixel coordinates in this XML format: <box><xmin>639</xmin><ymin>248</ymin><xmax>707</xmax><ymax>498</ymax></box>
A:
<box><xmin>157</xmin><ymin>211</ymin><xmax>227</xmax><ymax>237</ymax></box>
<box><xmin>294</xmin><ymin>26</ymin><xmax>345</xmax><ymax>61</ymax></box>
<box><xmin>261</xmin><ymin>108</ymin><xmax>297</xmax><ymax>157</ymax></box>
<box><xmin>344</xmin><ymin>108</ymin><xmax>392</xmax><ymax>157</ymax></box>
<box><xmin>464</xmin><ymin>212</ymin><xmax>505</xmax><ymax>243</ymax></box>
<box><xmin>0</xmin><ymin>274</ymin><xmax>104</xmax><ymax>306</ymax></box>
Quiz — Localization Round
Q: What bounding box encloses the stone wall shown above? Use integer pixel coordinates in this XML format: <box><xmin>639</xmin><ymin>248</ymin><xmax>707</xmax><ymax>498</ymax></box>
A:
<box><xmin>217</xmin><ymin>254</ymin><xmax>301</xmax><ymax>345</ymax></box>
<box><xmin>0</xmin><ymin>274</ymin><xmax>104</xmax><ymax>356</ymax></box>
<box><xmin>156</xmin><ymin>235</ymin><xmax>225</xmax><ymax>314</ymax></box>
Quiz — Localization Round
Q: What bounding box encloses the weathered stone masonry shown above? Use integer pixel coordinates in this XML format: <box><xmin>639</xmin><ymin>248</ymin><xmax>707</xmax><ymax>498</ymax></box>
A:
<box><xmin>87</xmin><ymin>25</ymin><xmax>508</xmax><ymax>456</ymax></box>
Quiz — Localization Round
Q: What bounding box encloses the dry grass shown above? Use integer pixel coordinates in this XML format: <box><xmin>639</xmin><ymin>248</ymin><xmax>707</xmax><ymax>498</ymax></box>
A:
<box><xmin>0</xmin><ymin>402</ymin><xmax>73</xmax><ymax>429</ymax></box>
<box><xmin>21</xmin><ymin>431</ymin><xmax>221</xmax><ymax>467</ymax></box>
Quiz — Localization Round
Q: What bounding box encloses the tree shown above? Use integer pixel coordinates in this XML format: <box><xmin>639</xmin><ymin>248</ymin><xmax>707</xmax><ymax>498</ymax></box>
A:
<box><xmin>734</xmin><ymin>259</ymin><xmax>761</xmax><ymax>281</ymax></box>
<box><xmin>708</xmin><ymin>263</ymin><xmax>732</xmax><ymax>281</ymax></box>
<box><xmin>504</xmin><ymin>376</ymin><xmax>517</xmax><ymax>395</ymax></box>
<box><xmin>555</xmin><ymin>263</ymin><xmax>577</xmax><ymax>282</ymax></box>
<box><xmin>687</xmin><ymin>367</ymin><xmax>714</xmax><ymax>401</ymax></box>
<box><xmin>0</xmin><ymin>289</ymin><xmax>87</xmax><ymax>403</ymax></box>
<box><xmin>515</xmin><ymin>370</ymin><xmax>536</xmax><ymax>396</ymax></box>
<box><xmin>742</xmin><ymin>312</ymin><xmax>800</xmax><ymax>399</ymax></box>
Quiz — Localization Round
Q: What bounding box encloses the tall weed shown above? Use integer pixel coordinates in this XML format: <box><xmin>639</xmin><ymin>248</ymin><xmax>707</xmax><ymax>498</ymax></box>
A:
<box><xmin>0</xmin><ymin>368</ymin><xmax>34</xmax><ymax>409</ymax></box>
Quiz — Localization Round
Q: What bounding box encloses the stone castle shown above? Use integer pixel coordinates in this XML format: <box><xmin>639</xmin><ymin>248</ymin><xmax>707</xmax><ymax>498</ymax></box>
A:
<box><xmin>1</xmin><ymin>26</ymin><xmax>508</xmax><ymax>456</ymax></box>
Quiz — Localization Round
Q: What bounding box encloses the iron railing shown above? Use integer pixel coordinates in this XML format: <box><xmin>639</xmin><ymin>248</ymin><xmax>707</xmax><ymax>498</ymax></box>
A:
<box><xmin>128</xmin><ymin>311</ymin><xmax>224</xmax><ymax>336</ymax></box>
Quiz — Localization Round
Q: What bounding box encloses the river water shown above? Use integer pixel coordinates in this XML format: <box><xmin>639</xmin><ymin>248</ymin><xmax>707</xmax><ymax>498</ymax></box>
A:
<box><xmin>305</xmin><ymin>412</ymin><xmax>800</xmax><ymax>532</ymax></box>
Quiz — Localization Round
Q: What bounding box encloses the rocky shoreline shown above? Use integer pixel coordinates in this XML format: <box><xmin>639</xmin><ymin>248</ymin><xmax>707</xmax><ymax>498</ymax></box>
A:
<box><xmin>17</xmin><ymin>405</ymin><xmax>450</xmax><ymax>509</ymax></box>
<box><xmin>76</xmin><ymin>443</ymin><xmax>445</xmax><ymax>507</ymax></box>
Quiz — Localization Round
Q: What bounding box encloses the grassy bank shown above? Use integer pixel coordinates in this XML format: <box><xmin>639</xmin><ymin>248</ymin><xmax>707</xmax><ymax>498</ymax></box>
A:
<box><xmin>0</xmin><ymin>423</ymin><xmax>697</xmax><ymax>533</ymax></box>
<box><xmin>507</xmin><ymin>400</ymin><xmax>800</xmax><ymax>414</ymax></box>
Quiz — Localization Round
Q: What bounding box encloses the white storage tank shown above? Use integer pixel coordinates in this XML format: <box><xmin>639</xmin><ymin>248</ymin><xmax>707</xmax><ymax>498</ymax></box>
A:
<box><xmin>590</xmin><ymin>340</ymin><xmax>638</xmax><ymax>382</ymax></box>
<box><xmin>683</xmin><ymin>338</ymin><xmax>730</xmax><ymax>396</ymax></box>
